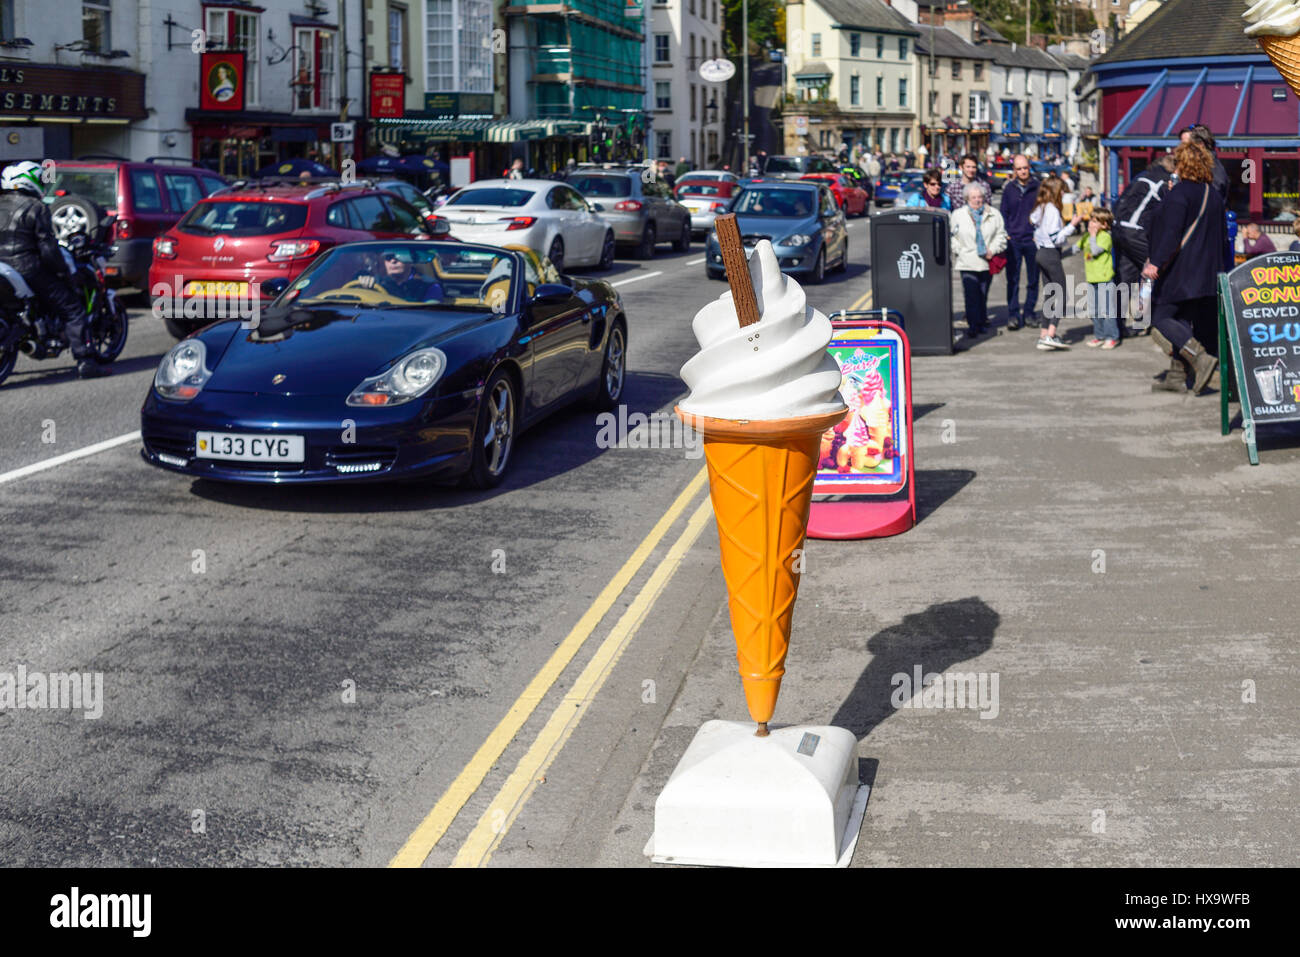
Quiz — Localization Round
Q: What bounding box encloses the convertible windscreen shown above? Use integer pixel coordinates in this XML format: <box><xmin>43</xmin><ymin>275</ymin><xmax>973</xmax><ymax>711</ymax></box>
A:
<box><xmin>279</xmin><ymin>243</ymin><xmax>516</xmax><ymax>311</ymax></box>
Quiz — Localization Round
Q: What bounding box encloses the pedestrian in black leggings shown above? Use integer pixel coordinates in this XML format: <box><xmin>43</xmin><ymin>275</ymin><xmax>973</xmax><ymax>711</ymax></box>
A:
<box><xmin>1143</xmin><ymin>141</ymin><xmax>1226</xmax><ymax>395</ymax></box>
<box><xmin>1030</xmin><ymin>176</ymin><xmax>1084</xmax><ymax>350</ymax></box>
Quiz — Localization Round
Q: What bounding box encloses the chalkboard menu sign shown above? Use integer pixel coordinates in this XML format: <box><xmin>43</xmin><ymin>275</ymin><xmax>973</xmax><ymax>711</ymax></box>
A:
<box><xmin>1219</xmin><ymin>251</ymin><xmax>1300</xmax><ymax>463</ymax></box>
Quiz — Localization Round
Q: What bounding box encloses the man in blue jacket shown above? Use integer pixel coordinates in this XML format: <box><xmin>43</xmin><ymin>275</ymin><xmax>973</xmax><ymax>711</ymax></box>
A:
<box><xmin>998</xmin><ymin>155</ymin><xmax>1040</xmax><ymax>330</ymax></box>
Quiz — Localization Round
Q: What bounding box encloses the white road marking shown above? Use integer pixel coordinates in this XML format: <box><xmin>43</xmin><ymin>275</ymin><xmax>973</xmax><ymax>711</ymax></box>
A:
<box><xmin>0</xmin><ymin>431</ymin><xmax>142</xmax><ymax>486</ymax></box>
<box><xmin>686</xmin><ymin>257</ymin><xmax>706</xmax><ymax>265</ymax></box>
<box><xmin>611</xmin><ymin>271</ymin><xmax>664</xmax><ymax>288</ymax></box>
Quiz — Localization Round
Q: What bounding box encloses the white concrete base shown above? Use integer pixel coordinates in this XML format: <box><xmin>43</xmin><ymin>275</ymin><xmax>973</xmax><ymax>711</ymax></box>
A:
<box><xmin>644</xmin><ymin>720</ymin><xmax>868</xmax><ymax>868</ymax></box>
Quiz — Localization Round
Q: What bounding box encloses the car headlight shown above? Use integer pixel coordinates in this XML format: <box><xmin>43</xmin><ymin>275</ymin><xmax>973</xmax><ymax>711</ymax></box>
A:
<box><xmin>154</xmin><ymin>339</ymin><xmax>213</xmax><ymax>401</ymax></box>
<box><xmin>347</xmin><ymin>347</ymin><xmax>447</xmax><ymax>407</ymax></box>
<box><xmin>783</xmin><ymin>233</ymin><xmax>813</xmax><ymax>247</ymax></box>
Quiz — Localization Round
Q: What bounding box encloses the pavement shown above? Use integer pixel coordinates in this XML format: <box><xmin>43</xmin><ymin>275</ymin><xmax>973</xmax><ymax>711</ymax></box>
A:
<box><xmin>2</xmin><ymin>213</ymin><xmax>1296</xmax><ymax>869</ymax></box>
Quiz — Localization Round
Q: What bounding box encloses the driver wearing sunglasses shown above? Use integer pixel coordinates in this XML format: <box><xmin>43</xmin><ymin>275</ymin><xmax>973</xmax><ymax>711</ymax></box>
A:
<box><xmin>358</xmin><ymin>248</ymin><xmax>444</xmax><ymax>302</ymax></box>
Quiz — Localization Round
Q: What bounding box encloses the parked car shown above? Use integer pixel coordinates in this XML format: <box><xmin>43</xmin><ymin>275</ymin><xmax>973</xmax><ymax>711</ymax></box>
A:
<box><xmin>676</xmin><ymin>180</ymin><xmax>737</xmax><ymax>237</ymax></box>
<box><xmin>799</xmin><ymin>173</ymin><xmax>869</xmax><ymax>217</ymax></box>
<box><xmin>761</xmin><ymin>155</ymin><xmax>839</xmax><ymax>180</ymax></box>
<box><xmin>873</xmin><ymin>174</ymin><xmax>913</xmax><ymax>207</ymax></box>
<box><xmin>704</xmin><ymin>180</ymin><xmax>848</xmax><ymax>284</ymax></box>
<box><xmin>140</xmin><ymin>241</ymin><xmax>627</xmax><ymax>489</ymax></box>
<box><xmin>149</xmin><ymin>180</ymin><xmax>435</xmax><ymax>339</ymax></box>
<box><xmin>564</xmin><ymin>168</ymin><xmax>691</xmax><ymax>258</ymax></box>
<box><xmin>46</xmin><ymin>156</ymin><xmax>228</xmax><ymax>288</ymax></box>
<box><xmin>437</xmin><ymin>178</ymin><xmax>615</xmax><ymax>271</ymax></box>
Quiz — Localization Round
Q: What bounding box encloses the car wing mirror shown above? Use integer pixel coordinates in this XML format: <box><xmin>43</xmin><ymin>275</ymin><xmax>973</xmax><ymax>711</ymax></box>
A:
<box><xmin>531</xmin><ymin>282</ymin><xmax>573</xmax><ymax>304</ymax></box>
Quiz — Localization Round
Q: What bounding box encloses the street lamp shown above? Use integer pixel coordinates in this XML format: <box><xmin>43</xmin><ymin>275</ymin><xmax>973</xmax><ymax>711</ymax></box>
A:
<box><xmin>742</xmin><ymin>0</ymin><xmax>750</xmax><ymax>173</ymax></box>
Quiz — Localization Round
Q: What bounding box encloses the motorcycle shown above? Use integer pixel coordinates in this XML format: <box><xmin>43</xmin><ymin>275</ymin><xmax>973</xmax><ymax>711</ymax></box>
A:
<box><xmin>0</xmin><ymin>213</ymin><xmax>128</xmax><ymax>386</ymax></box>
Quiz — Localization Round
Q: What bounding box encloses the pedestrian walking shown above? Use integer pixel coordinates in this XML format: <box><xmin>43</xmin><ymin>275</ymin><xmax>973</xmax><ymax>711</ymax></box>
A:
<box><xmin>1030</xmin><ymin>177</ymin><xmax>1083</xmax><ymax>351</ymax></box>
<box><xmin>1180</xmin><ymin>124</ymin><xmax>1229</xmax><ymax>204</ymax></box>
<box><xmin>1143</xmin><ymin>141</ymin><xmax>1226</xmax><ymax>395</ymax></box>
<box><xmin>951</xmin><ymin>183</ymin><xmax>1008</xmax><ymax>338</ymax></box>
<box><xmin>905</xmin><ymin>169</ymin><xmax>952</xmax><ymax>209</ymax></box>
<box><xmin>505</xmin><ymin>158</ymin><xmax>524</xmax><ymax>180</ymax></box>
<box><xmin>947</xmin><ymin>153</ymin><xmax>991</xmax><ymax>212</ymax></box>
<box><xmin>999</xmin><ymin>154</ymin><xmax>1042</xmax><ymax>330</ymax></box>
<box><xmin>1113</xmin><ymin>152</ymin><xmax>1175</xmax><ymax>334</ymax></box>
<box><xmin>1078</xmin><ymin>208</ymin><xmax>1120</xmax><ymax>349</ymax></box>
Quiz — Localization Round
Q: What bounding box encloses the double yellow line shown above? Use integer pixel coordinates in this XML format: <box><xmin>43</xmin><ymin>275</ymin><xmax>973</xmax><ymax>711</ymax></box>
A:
<box><xmin>390</xmin><ymin>467</ymin><xmax>712</xmax><ymax>868</ymax></box>
<box><xmin>846</xmin><ymin>288</ymin><xmax>874</xmax><ymax>313</ymax></box>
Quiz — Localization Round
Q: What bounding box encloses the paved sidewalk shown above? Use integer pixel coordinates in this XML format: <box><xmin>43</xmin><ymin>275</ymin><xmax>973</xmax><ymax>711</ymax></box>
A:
<box><xmin>598</xmin><ymin>251</ymin><xmax>1300</xmax><ymax>867</ymax></box>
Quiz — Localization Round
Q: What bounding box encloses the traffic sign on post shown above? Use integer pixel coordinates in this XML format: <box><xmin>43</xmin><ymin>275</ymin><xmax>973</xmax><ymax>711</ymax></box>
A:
<box><xmin>331</xmin><ymin>122</ymin><xmax>355</xmax><ymax>143</ymax></box>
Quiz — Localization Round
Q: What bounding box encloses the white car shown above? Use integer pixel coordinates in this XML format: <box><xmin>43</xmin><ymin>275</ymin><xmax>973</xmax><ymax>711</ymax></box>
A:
<box><xmin>436</xmin><ymin>178</ymin><xmax>615</xmax><ymax>272</ymax></box>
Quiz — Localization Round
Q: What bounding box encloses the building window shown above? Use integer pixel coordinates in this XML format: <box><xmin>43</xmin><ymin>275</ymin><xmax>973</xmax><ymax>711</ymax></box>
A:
<box><xmin>83</xmin><ymin>1</ymin><xmax>111</xmax><ymax>53</ymax></box>
<box><xmin>656</xmin><ymin>129</ymin><xmax>671</xmax><ymax>159</ymax></box>
<box><xmin>890</xmin><ymin>127</ymin><xmax>899</xmax><ymax>153</ymax></box>
<box><xmin>206</xmin><ymin>7</ymin><xmax>261</xmax><ymax>105</ymax></box>
<box><xmin>974</xmin><ymin>61</ymin><xmax>983</xmax><ymax>81</ymax></box>
<box><xmin>1046</xmin><ymin>74</ymin><xmax>1055</xmax><ymax>97</ymax></box>
<box><xmin>0</xmin><ymin>0</ymin><xmax>13</xmax><ymax>39</ymax></box>
<box><xmin>876</xmin><ymin>35</ymin><xmax>884</xmax><ymax>58</ymax></box>
<box><xmin>951</xmin><ymin>60</ymin><xmax>961</xmax><ymax>80</ymax></box>
<box><xmin>811</xmin><ymin>33</ymin><xmax>821</xmax><ymax>57</ymax></box>
<box><xmin>689</xmin><ymin>0</ymin><xmax>694</xmax><ymax>14</ymax></box>
<box><xmin>1005</xmin><ymin>69</ymin><xmax>1014</xmax><ymax>94</ymax></box>
<box><xmin>294</xmin><ymin>28</ymin><xmax>337</xmax><ymax>112</ymax></box>
<box><xmin>1264</xmin><ymin>157</ymin><xmax>1300</xmax><ymax>220</ymax></box>
<box><xmin>850</xmin><ymin>75</ymin><xmax>860</xmax><ymax>106</ymax></box>
<box><xmin>928</xmin><ymin>90</ymin><xmax>938</xmax><ymax>116</ymax></box>
<box><xmin>425</xmin><ymin>0</ymin><xmax>492</xmax><ymax>94</ymax></box>
<box><xmin>898</xmin><ymin>77</ymin><xmax>907</xmax><ymax>107</ymax></box>
<box><xmin>876</xmin><ymin>76</ymin><xmax>883</xmax><ymax>107</ymax></box>
<box><xmin>952</xmin><ymin>93</ymin><xmax>961</xmax><ymax>116</ymax></box>
<box><xmin>689</xmin><ymin>33</ymin><xmax>695</xmax><ymax>68</ymax></box>
<box><xmin>1043</xmin><ymin>101</ymin><xmax>1061</xmax><ymax>133</ymax></box>
<box><xmin>388</xmin><ymin>5</ymin><xmax>408</xmax><ymax>73</ymax></box>
<box><xmin>654</xmin><ymin>33</ymin><xmax>670</xmax><ymax>63</ymax></box>
<box><xmin>850</xmin><ymin>33</ymin><xmax>860</xmax><ymax>57</ymax></box>
<box><xmin>903</xmin><ymin>127</ymin><xmax>910</xmax><ymax>150</ymax></box>
<box><xmin>929</xmin><ymin>57</ymin><xmax>939</xmax><ymax>78</ymax></box>
<box><xmin>1001</xmin><ymin>100</ymin><xmax>1020</xmax><ymax>133</ymax></box>
<box><xmin>899</xmin><ymin>37</ymin><xmax>908</xmax><ymax>60</ymax></box>
<box><xmin>969</xmin><ymin>92</ymin><xmax>989</xmax><ymax>124</ymax></box>
<box><xmin>1023</xmin><ymin>69</ymin><xmax>1031</xmax><ymax>96</ymax></box>
<box><xmin>691</xmin><ymin>83</ymin><xmax>697</xmax><ymax>120</ymax></box>
<box><xmin>655</xmin><ymin>81</ymin><xmax>671</xmax><ymax>110</ymax></box>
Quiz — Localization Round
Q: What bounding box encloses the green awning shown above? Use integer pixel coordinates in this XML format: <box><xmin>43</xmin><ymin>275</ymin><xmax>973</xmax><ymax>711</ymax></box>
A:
<box><xmin>374</xmin><ymin>118</ymin><xmax>592</xmax><ymax>145</ymax></box>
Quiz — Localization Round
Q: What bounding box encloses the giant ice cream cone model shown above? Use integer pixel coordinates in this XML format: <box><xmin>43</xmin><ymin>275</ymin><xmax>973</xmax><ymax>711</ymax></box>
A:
<box><xmin>1245</xmin><ymin>1</ymin><xmax>1300</xmax><ymax>97</ymax></box>
<box><xmin>676</xmin><ymin>215</ymin><xmax>846</xmax><ymax>735</ymax></box>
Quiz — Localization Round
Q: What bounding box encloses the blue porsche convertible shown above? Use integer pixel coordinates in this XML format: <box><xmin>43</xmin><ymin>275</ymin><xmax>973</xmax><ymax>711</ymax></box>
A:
<box><xmin>140</xmin><ymin>241</ymin><xmax>627</xmax><ymax>487</ymax></box>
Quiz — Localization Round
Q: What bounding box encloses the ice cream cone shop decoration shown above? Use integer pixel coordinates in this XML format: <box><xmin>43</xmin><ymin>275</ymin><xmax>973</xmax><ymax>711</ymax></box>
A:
<box><xmin>676</xmin><ymin>214</ymin><xmax>846</xmax><ymax>735</ymax></box>
<box><xmin>1245</xmin><ymin>1</ymin><xmax>1300</xmax><ymax>96</ymax></box>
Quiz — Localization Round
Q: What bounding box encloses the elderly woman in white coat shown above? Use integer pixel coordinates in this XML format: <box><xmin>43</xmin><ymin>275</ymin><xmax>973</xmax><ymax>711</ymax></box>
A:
<box><xmin>951</xmin><ymin>182</ymin><xmax>1009</xmax><ymax>337</ymax></box>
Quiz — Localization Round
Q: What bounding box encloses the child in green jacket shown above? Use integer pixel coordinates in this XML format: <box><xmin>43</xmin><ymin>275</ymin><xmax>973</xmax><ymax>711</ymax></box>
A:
<box><xmin>1079</xmin><ymin>208</ymin><xmax>1118</xmax><ymax>348</ymax></box>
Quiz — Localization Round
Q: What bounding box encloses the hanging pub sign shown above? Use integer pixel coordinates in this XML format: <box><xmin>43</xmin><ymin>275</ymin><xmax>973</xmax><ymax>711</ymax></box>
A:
<box><xmin>370</xmin><ymin>73</ymin><xmax>405</xmax><ymax>119</ymax></box>
<box><xmin>1219</xmin><ymin>251</ymin><xmax>1300</xmax><ymax>464</ymax></box>
<box><xmin>199</xmin><ymin>51</ymin><xmax>246</xmax><ymax>112</ymax></box>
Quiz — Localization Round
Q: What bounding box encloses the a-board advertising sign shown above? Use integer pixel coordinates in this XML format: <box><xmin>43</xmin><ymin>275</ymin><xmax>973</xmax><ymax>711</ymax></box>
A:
<box><xmin>807</xmin><ymin>318</ymin><xmax>916</xmax><ymax>539</ymax></box>
<box><xmin>1219</xmin><ymin>252</ymin><xmax>1300</xmax><ymax>464</ymax></box>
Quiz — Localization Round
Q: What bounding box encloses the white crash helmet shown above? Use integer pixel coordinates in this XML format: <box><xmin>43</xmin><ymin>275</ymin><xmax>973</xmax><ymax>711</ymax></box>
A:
<box><xmin>2</xmin><ymin>161</ymin><xmax>44</xmax><ymax>197</ymax></box>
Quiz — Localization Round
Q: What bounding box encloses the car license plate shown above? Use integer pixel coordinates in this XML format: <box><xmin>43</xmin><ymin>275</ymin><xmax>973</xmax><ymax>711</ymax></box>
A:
<box><xmin>186</xmin><ymin>281</ymin><xmax>249</xmax><ymax>297</ymax></box>
<box><xmin>195</xmin><ymin>431</ymin><xmax>304</xmax><ymax>463</ymax></box>
<box><xmin>684</xmin><ymin>202</ymin><xmax>703</xmax><ymax>212</ymax></box>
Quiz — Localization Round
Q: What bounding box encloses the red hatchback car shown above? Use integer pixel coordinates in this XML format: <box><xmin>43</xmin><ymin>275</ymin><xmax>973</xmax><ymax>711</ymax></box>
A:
<box><xmin>799</xmin><ymin>173</ymin><xmax>869</xmax><ymax>217</ymax></box>
<box><xmin>150</xmin><ymin>181</ymin><xmax>436</xmax><ymax>337</ymax></box>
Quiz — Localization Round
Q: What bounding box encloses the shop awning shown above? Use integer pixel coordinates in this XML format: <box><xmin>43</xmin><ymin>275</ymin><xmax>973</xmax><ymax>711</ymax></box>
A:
<box><xmin>374</xmin><ymin>117</ymin><xmax>591</xmax><ymax>145</ymax></box>
<box><xmin>1103</xmin><ymin>64</ymin><xmax>1300</xmax><ymax>149</ymax></box>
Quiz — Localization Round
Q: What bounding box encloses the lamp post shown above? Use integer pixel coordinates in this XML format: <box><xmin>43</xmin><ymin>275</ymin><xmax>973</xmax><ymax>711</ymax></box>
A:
<box><xmin>742</xmin><ymin>0</ymin><xmax>749</xmax><ymax>174</ymax></box>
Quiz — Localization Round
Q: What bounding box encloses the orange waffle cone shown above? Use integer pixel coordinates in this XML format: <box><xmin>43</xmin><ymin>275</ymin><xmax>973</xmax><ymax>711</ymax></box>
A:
<box><xmin>677</xmin><ymin>406</ymin><xmax>846</xmax><ymax>725</ymax></box>
<box><xmin>1260</xmin><ymin>35</ymin><xmax>1300</xmax><ymax>98</ymax></box>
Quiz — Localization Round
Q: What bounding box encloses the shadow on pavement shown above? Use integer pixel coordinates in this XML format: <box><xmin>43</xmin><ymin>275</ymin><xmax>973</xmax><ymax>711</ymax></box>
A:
<box><xmin>187</xmin><ymin>369</ymin><xmax>689</xmax><ymax>513</ymax></box>
<box><xmin>914</xmin><ymin>467</ymin><xmax>976</xmax><ymax>523</ymax></box>
<box><xmin>0</xmin><ymin>352</ymin><xmax>166</xmax><ymax>391</ymax></box>
<box><xmin>831</xmin><ymin>596</ymin><xmax>1001</xmax><ymax>740</ymax></box>
<box><xmin>912</xmin><ymin>401</ymin><xmax>946</xmax><ymax>422</ymax></box>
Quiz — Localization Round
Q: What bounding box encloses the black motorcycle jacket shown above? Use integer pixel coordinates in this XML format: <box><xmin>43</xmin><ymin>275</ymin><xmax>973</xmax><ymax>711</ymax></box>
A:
<box><xmin>0</xmin><ymin>190</ymin><xmax>69</xmax><ymax>278</ymax></box>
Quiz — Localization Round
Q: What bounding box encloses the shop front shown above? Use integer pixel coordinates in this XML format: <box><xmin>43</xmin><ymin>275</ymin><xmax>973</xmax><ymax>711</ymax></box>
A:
<box><xmin>0</xmin><ymin>64</ymin><xmax>146</xmax><ymax>159</ymax></box>
<box><xmin>372</xmin><ymin>117</ymin><xmax>593</xmax><ymax>182</ymax></box>
<box><xmin>186</xmin><ymin>111</ymin><xmax>337</xmax><ymax>177</ymax></box>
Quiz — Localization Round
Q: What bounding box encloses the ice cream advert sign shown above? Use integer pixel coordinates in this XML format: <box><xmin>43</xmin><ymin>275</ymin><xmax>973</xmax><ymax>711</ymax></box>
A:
<box><xmin>1224</xmin><ymin>252</ymin><xmax>1300</xmax><ymax>422</ymax></box>
<box><xmin>816</xmin><ymin>329</ymin><xmax>906</xmax><ymax>491</ymax></box>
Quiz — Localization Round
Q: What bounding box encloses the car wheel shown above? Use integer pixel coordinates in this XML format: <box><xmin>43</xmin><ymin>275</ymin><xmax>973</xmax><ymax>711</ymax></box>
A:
<box><xmin>465</xmin><ymin>369</ymin><xmax>516</xmax><ymax>489</ymax></box>
<box><xmin>50</xmin><ymin>195</ymin><xmax>106</xmax><ymax>243</ymax></box>
<box><xmin>673</xmin><ymin>219</ymin><xmax>690</xmax><ymax>252</ymax></box>
<box><xmin>834</xmin><ymin>239</ymin><xmax>848</xmax><ymax>273</ymax></box>
<box><xmin>547</xmin><ymin>236</ymin><xmax>565</xmax><ymax>272</ymax></box>
<box><xmin>636</xmin><ymin>223</ymin><xmax>657</xmax><ymax>260</ymax></box>
<box><xmin>598</xmin><ymin>231</ymin><xmax>615</xmax><ymax>271</ymax></box>
<box><xmin>589</xmin><ymin>319</ymin><xmax>626</xmax><ymax>409</ymax></box>
<box><xmin>810</xmin><ymin>247</ymin><xmax>825</xmax><ymax>284</ymax></box>
<box><xmin>163</xmin><ymin>314</ymin><xmax>193</xmax><ymax>340</ymax></box>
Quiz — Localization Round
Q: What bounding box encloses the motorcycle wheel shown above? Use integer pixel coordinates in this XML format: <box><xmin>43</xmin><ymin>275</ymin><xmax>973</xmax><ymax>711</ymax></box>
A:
<box><xmin>0</xmin><ymin>346</ymin><xmax>15</xmax><ymax>388</ymax></box>
<box><xmin>86</xmin><ymin>295</ymin><xmax>128</xmax><ymax>362</ymax></box>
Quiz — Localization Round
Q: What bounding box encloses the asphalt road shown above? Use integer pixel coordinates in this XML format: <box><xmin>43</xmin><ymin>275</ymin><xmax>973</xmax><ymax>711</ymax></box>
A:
<box><xmin>0</xmin><ymin>220</ymin><xmax>875</xmax><ymax>866</ymax></box>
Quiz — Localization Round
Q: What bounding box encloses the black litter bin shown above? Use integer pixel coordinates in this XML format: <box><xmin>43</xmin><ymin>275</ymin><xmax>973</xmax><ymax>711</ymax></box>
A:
<box><xmin>870</xmin><ymin>207</ymin><xmax>953</xmax><ymax>356</ymax></box>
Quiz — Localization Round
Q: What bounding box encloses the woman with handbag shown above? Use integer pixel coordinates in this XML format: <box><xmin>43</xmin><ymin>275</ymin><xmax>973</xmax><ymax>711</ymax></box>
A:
<box><xmin>1030</xmin><ymin>177</ymin><xmax>1084</xmax><ymax>350</ymax></box>
<box><xmin>1142</xmin><ymin>141</ymin><xmax>1226</xmax><ymax>394</ymax></box>
<box><xmin>950</xmin><ymin>182</ymin><xmax>1009</xmax><ymax>338</ymax></box>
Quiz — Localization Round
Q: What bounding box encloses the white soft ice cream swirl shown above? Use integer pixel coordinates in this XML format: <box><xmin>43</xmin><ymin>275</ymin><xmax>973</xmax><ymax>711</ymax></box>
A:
<box><xmin>1244</xmin><ymin>0</ymin><xmax>1300</xmax><ymax>37</ymax></box>
<box><xmin>679</xmin><ymin>240</ymin><xmax>846</xmax><ymax>420</ymax></box>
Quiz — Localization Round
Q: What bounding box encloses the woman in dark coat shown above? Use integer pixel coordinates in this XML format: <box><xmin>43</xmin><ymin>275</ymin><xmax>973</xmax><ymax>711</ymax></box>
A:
<box><xmin>1143</xmin><ymin>141</ymin><xmax>1227</xmax><ymax>394</ymax></box>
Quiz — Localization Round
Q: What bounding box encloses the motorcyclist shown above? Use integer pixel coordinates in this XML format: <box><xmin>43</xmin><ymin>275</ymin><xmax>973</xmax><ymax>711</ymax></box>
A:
<box><xmin>0</xmin><ymin>161</ymin><xmax>107</xmax><ymax>378</ymax></box>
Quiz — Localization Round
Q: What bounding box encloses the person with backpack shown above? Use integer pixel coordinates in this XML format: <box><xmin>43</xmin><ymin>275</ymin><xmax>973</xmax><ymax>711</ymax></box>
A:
<box><xmin>1113</xmin><ymin>153</ymin><xmax>1175</xmax><ymax>337</ymax></box>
